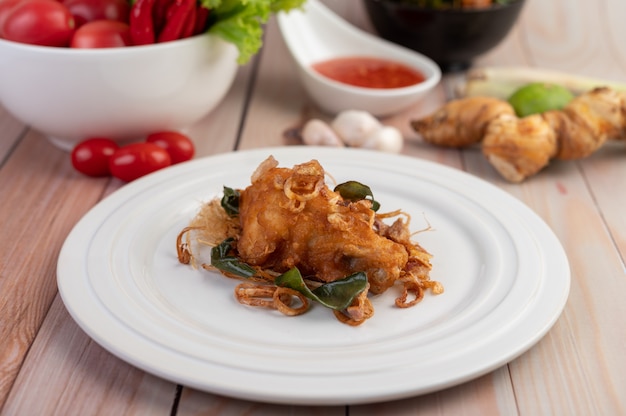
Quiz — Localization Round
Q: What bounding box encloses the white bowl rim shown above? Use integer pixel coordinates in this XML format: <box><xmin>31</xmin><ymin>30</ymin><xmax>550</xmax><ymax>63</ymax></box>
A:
<box><xmin>278</xmin><ymin>0</ymin><xmax>441</xmax><ymax>100</ymax></box>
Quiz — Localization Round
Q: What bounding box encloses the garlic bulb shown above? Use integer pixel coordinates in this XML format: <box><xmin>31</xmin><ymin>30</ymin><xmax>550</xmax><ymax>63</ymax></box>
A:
<box><xmin>330</xmin><ymin>110</ymin><xmax>382</xmax><ymax>147</ymax></box>
<box><xmin>301</xmin><ymin>119</ymin><xmax>343</xmax><ymax>147</ymax></box>
<box><xmin>361</xmin><ymin>126</ymin><xmax>404</xmax><ymax>153</ymax></box>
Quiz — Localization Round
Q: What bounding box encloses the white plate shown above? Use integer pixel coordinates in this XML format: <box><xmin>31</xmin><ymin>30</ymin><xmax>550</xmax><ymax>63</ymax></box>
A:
<box><xmin>57</xmin><ymin>146</ymin><xmax>570</xmax><ymax>405</ymax></box>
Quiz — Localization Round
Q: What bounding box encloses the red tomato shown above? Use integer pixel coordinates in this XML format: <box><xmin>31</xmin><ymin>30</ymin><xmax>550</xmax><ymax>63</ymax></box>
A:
<box><xmin>71</xmin><ymin>137</ymin><xmax>118</xmax><ymax>177</ymax></box>
<box><xmin>70</xmin><ymin>20</ymin><xmax>131</xmax><ymax>48</ymax></box>
<box><xmin>62</xmin><ymin>0</ymin><xmax>129</xmax><ymax>27</ymax></box>
<box><xmin>2</xmin><ymin>0</ymin><xmax>74</xmax><ymax>46</ymax></box>
<box><xmin>109</xmin><ymin>143</ymin><xmax>171</xmax><ymax>182</ymax></box>
<box><xmin>0</xmin><ymin>0</ymin><xmax>22</xmax><ymax>38</ymax></box>
<box><xmin>146</xmin><ymin>131</ymin><xmax>195</xmax><ymax>164</ymax></box>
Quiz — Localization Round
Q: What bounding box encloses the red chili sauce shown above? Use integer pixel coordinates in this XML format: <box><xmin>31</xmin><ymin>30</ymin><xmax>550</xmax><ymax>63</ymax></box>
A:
<box><xmin>311</xmin><ymin>56</ymin><xmax>425</xmax><ymax>89</ymax></box>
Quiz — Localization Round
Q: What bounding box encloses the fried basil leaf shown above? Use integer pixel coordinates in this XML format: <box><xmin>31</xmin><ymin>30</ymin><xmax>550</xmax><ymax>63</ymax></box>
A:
<box><xmin>210</xmin><ymin>238</ymin><xmax>256</xmax><ymax>278</ymax></box>
<box><xmin>275</xmin><ymin>268</ymin><xmax>367</xmax><ymax>310</ymax></box>
<box><xmin>334</xmin><ymin>181</ymin><xmax>380</xmax><ymax>211</ymax></box>
<box><xmin>221</xmin><ymin>186</ymin><xmax>240</xmax><ymax>216</ymax></box>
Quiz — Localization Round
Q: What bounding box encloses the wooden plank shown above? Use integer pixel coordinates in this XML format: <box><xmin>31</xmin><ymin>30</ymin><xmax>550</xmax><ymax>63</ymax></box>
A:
<box><xmin>463</xmin><ymin>151</ymin><xmax>626</xmax><ymax>415</ymax></box>
<box><xmin>174</xmin><ymin>14</ymin><xmax>347</xmax><ymax>412</ymax></box>
<box><xmin>187</xmin><ymin>65</ymin><xmax>255</xmax><ymax>157</ymax></box>
<box><xmin>518</xmin><ymin>0</ymin><xmax>626</xmax><ymax>79</ymax></box>
<box><xmin>351</xmin><ymin>369</ymin><xmax>517</xmax><ymax>416</ymax></box>
<box><xmin>0</xmin><ymin>108</ymin><xmax>27</xmax><ymax>162</ymax></box>
<box><xmin>176</xmin><ymin>391</ymin><xmax>345</xmax><ymax>416</ymax></box>
<box><xmin>0</xmin><ymin>131</ymin><xmax>110</xmax><ymax>409</ymax></box>
<box><xmin>2</xmin><ymin>55</ymin><xmax>252</xmax><ymax>414</ymax></box>
<box><xmin>459</xmin><ymin>0</ymin><xmax>626</xmax><ymax>405</ymax></box>
<box><xmin>348</xmin><ymin>0</ymin><xmax>626</xmax><ymax>414</ymax></box>
<box><xmin>2</xmin><ymin>296</ymin><xmax>176</xmax><ymax>415</ymax></box>
<box><xmin>237</xmin><ymin>15</ymin><xmax>312</xmax><ymax>150</ymax></box>
<box><xmin>582</xmin><ymin>143</ymin><xmax>626</xmax><ymax>257</ymax></box>
<box><xmin>4</xmin><ymin>0</ymin><xmax>626</xmax><ymax>414</ymax></box>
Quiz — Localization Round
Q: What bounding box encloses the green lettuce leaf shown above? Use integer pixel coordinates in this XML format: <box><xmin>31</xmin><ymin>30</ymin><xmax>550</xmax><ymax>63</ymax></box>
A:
<box><xmin>201</xmin><ymin>0</ymin><xmax>306</xmax><ymax>64</ymax></box>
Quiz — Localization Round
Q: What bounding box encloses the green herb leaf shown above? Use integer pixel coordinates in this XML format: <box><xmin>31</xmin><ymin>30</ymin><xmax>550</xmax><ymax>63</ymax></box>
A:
<box><xmin>202</xmin><ymin>0</ymin><xmax>306</xmax><ymax>64</ymax></box>
<box><xmin>221</xmin><ymin>186</ymin><xmax>240</xmax><ymax>216</ymax></box>
<box><xmin>275</xmin><ymin>268</ymin><xmax>368</xmax><ymax>310</ymax></box>
<box><xmin>210</xmin><ymin>238</ymin><xmax>256</xmax><ymax>278</ymax></box>
<box><xmin>334</xmin><ymin>181</ymin><xmax>380</xmax><ymax>211</ymax></box>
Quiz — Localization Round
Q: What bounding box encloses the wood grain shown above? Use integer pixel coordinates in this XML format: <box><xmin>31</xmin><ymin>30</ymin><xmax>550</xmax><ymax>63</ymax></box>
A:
<box><xmin>2</xmin><ymin>0</ymin><xmax>626</xmax><ymax>414</ymax></box>
<box><xmin>1</xmin><ymin>54</ymin><xmax>251</xmax><ymax>414</ymax></box>
<box><xmin>0</xmin><ymin>108</ymin><xmax>26</xmax><ymax>162</ymax></box>
<box><xmin>0</xmin><ymin>131</ymin><xmax>109</xmax><ymax>410</ymax></box>
<box><xmin>3</xmin><ymin>296</ymin><xmax>176</xmax><ymax>415</ymax></box>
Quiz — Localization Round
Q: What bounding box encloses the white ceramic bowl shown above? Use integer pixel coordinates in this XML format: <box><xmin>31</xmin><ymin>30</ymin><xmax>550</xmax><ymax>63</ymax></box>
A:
<box><xmin>278</xmin><ymin>0</ymin><xmax>441</xmax><ymax>117</ymax></box>
<box><xmin>0</xmin><ymin>33</ymin><xmax>239</xmax><ymax>151</ymax></box>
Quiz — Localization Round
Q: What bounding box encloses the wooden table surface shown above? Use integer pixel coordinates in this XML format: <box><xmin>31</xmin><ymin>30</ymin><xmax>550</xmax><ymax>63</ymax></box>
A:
<box><xmin>2</xmin><ymin>0</ymin><xmax>626</xmax><ymax>414</ymax></box>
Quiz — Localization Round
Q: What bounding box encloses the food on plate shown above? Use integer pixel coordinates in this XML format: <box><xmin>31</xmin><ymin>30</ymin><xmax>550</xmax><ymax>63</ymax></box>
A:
<box><xmin>300</xmin><ymin>110</ymin><xmax>404</xmax><ymax>153</ymax></box>
<box><xmin>411</xmin><ymin>87</ymin><xmax>626</xmax><ymax>182</ymax></box>
<box><xmin>176</xmin><ymin>156</ymin><xmax>443</xmax><ymax>326</ymax></box>
<box><xmin>0</xmin><ymin>0</ymin><xmax>305</xmax><ymax>62</ymax></box>
<box><xmin>507</xmin><ymin>82</ymin><xmax>574</xmax><ymax>117</ymax></box>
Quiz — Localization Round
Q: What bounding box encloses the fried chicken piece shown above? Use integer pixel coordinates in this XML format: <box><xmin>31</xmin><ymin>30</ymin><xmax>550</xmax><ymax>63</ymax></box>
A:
<box><xmin>236</xmin><ymin>157</ymin><xmax>409</xmax><ymax>294</ymax></box>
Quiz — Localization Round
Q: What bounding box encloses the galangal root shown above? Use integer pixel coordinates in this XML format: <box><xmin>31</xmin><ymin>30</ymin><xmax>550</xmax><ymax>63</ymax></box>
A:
<box><xmin>411</xmin><ymin>87</ymin><xmax>626</xmax><ymax>182</ymax></box>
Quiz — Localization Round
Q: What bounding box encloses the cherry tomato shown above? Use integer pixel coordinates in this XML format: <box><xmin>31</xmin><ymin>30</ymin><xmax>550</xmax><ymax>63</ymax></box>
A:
<box><xmin>0</xmin><ymin>0</ymin><xmax>21</xmax><ymax>38</ymax></box>
<box><xmin>2</xmin><ymin>0</ymin><xmax>75</xmax><ymax>46</ymax></box>
<box><xmin>109</xmin><ymin>143</ymin><xmax>171</xmax><ymax>182</ymax></box>
<box><xmin>62</xmin><ymin>0</ymin><xmax>129</xmax><ymax>27</ymax></box>
<box><xmin>146</xmin><ymin>131</ymin><xmax>195</xmax><ymax>164</ymax></box>
<box><xmin>71</xmin><ymin>137</ymin><xmax>118</xmax><ymax>177</ymax></box>
<box><xmin>70</xmin><ymin>20</ymin><xmax>131</xmax><ymax>48</ymax></box>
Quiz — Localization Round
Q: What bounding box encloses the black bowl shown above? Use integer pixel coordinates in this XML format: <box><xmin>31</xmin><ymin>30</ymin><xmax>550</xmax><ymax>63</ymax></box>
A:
<box><xmin>363</xmin><ymin>0</ymin><xmax>525</xmax><ymax>72</ymax></box>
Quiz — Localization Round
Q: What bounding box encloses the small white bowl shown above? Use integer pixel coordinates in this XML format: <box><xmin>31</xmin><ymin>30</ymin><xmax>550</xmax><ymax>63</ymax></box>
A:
<box><xmin>0</xmin><ymin>34</ymin><xmax>238</xmax><ymax>151</ymax></box>
<box><xmin>278</xmin><ymin>0</ymin><xmax>441</xmax><ymax>117</ymax></box>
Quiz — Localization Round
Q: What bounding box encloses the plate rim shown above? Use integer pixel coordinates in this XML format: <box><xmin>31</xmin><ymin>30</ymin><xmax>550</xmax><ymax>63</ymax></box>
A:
<box><xmin>57</xmin><ymin>146</ymin><xmax>571</xmax><ymax>405</ymax></box>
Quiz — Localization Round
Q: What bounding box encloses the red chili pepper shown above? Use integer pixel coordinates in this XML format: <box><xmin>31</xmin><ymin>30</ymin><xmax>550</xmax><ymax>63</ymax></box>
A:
<box><xmin>180</xmin><ymin>5</ymin><xmax>196</xmax><ymax>39</ymax></box>
<box><xmin>153</xmin><ymin>0</ymin><xmax>174</xmax><ymax>36</ymax></box>
<box><xmin>130</xmin><ymin>0</ymin><xmax>156</xmax><ymax>45</ymax></box>
<box><xmin>192</xmin><ymin>5</ymin><xmax>210</xmax><ymax>35</ymax></box>
<box><xmin>157</xmin><ymin>0</ymin><xmax>195</xmax><ymax>43</ymax></box>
